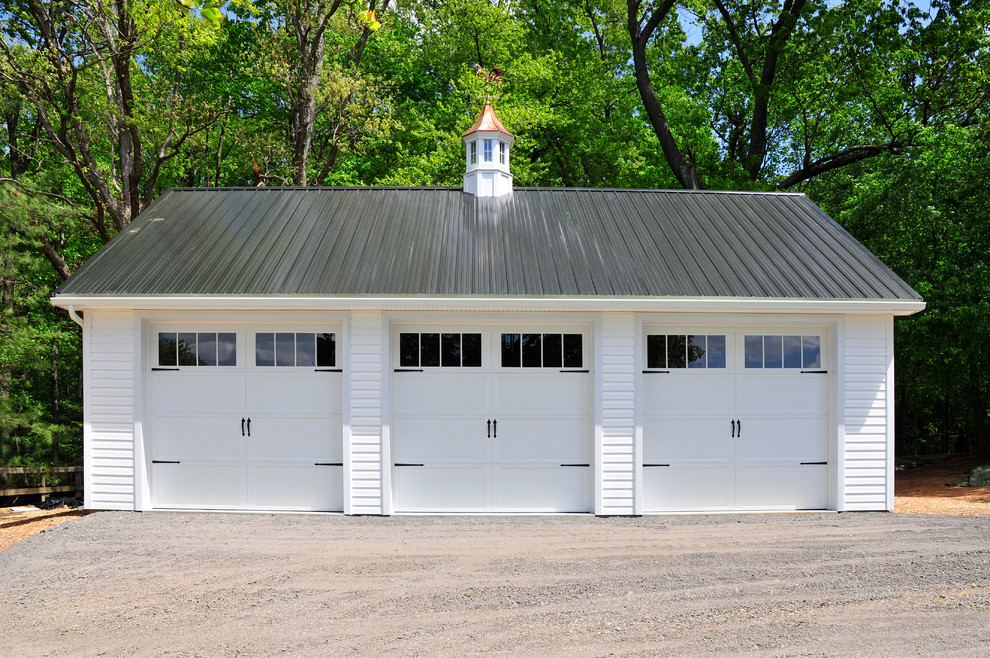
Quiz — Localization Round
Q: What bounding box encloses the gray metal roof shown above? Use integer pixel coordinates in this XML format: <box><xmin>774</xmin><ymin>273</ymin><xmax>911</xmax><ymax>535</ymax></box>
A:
<box><xmin>55</xmin><ymin>187</ymin><xmax>920</xmax><ymax>300</ymax></box>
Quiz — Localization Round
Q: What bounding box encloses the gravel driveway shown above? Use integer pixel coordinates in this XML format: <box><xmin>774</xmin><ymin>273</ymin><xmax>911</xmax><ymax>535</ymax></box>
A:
<box><xmin>1</xmin><ymin>512</ymin><xmax>988</xmax><ymax>656</ymax></box>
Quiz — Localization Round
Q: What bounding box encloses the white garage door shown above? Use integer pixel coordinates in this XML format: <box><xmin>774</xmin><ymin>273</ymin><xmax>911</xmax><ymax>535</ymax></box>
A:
<box><xmin>642</xmin><ymin>329</ymin><xmax>830</xmax><ymax>511</ymax></box>
<box><xmin>149</xmin><ymin>326</ymin><xmax>343</xmax><ymax>511</ymax></box>
<box><xmin>391</xmin><ymin>327</ymin><xmax>592</xmax><ymax>512</ymax></box>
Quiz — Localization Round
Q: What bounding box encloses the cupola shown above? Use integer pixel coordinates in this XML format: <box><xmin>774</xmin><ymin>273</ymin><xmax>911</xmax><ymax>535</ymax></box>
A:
<box><xmin>462</xmin><ymin>101</ymin><xmax>514</xmax><ymax>197</ymax></box>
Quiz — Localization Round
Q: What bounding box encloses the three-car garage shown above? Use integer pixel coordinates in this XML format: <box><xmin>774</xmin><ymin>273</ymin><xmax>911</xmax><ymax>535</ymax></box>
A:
<box><xmin>55</xmin><ymin>186</ymin><xmax>921</xmax><ymax>514</ymax></box>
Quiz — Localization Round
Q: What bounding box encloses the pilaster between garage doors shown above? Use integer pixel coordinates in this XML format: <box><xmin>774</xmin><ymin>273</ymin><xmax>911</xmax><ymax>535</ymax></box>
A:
<box><xmin>598</xmin><ymin>313</ymin><xmax>637</xmax><ymax>515</ymax></box>
<box><xmin>346</xmin><ymin>311</ymin><xmax>385</xmax><ymax>515</ymax></box>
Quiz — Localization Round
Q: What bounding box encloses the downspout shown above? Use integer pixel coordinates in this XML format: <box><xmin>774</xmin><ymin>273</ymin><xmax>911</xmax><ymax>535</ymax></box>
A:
<box><xmin>67</xmin><ymin>304</ymin><xmax>84</xmax><ymax>327</ymax></box>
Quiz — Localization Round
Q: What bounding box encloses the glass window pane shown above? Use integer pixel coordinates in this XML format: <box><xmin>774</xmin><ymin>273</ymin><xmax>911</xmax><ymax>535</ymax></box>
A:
<box><xmin>316</xmin><ymin>333</ymin><xmax>335</xmax><ymax>367</ymax></box>
<box><xmin>420</xmin><ymin>333</ymin><xmax>440</xmax><ymax>367</ymax></box>
<box><xmin>483</xmin><ymin>139</ymin><xmax>493</xmax><ymax>162</ymax></box>
<box><xmin>707</xmin><ymin>335</ymin><xmax>726</xmax><ymax>369</ymax></box>
<box><xmin>276</xmin><ymin>333</ymin><xmax>295</xmax><ymax>367</ymax></box>
<box><xmin>399</xmin><ymin>333</ymin><xmax>419</xmax><ymax>367</ymax></box>
<box><xmin>667</xmin><ymin>335</ymin><xmax>686</xmax><ymax>368</ymax></box>
<box><xmin>543</xmin><ymin>334</ymin><xmax>563</xmax><ymax>368</ymax></box>
<box><xmin>470</xmin><ymin>141</ymin><xmax>476</xmax><ymax>164</ymax></box>
<box><xmin>441</xmin><ymin>333</ymin><xmax>461</xmax><ymax>367</ymax></box>
<box><xmin>158</xmin><ymin>333</ymin><xmax>177</xmax><ymax>366</ymax></box>
<box><xmin>803</xmin><ymin>336</ymin><xmax>821</xmax><ymax>368</ymax></box>
<box><xmin>218</xmin><ymin>333</ymin><xmax>236</xmax><ymax>366</ymax></box>
<box><xmin>256</xmin><ymin>333</ymin><xmax>274</xmax><ymax>366</ymax></box>
<box><xmin>501</xmin><ymin>333</ymin><xmax>521</xmax><ymax>367</ymax></box>
<box><xmin>177</xmin><ymin>332</ymin><xmax>198</xmax><ymax>366</ymax></box>
<box><xmin>563</xmin><ymin>334</ymin><xmax>583</xmax><ymax>368</ymax></box>
<box><xmin>296</xmin><ymin>333</ymin><xmax>316</xmax><ymax>367</ymax></box>
<box><xmin>783</xmin><ymin>335</ymin><xmax>802</xmax><ymax>368</ymax></box>
<box><xmin>499</xmin><ymin>142</ymin><xmax>506</xmax><ymax>164</ymax></box>
<box><xmin>522</xmin><ymin>333</ymin><xmax>542</xmax><ymax>367</ymax></box>
<box><xmin>198</xmin><ymin>333</ymin><xmax>218</xmax><ymax>366</ymax></box>
<box><xmin>687</xmin><ymin>335</ymin><xmax>706</xmax><ymax>368</ymax></box>
<box><xmin>462</xmin><ymin>334</ymin><xmax>482</xmax><ymax>367</ymax></box>
<box><xmin>764</xmin><ymin>335</ymin><xmax>783</xmax><ymax>368</ymax></box>
<box><xmin>745</xmin><ymin>335</ymin><xmax>763</xmax><ymax>368</ymax></box>
<box><xmin>646</xmin><ymin>335</ymin><xmax>666</xmax><ymax>369</ymax></box>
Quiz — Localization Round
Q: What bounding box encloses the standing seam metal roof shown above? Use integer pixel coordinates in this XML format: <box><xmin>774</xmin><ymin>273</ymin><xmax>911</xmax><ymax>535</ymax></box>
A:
<box><xmin>55</xmin><ymin>187</ymin><xmax>921</xmax><ymax>300</ymax></box>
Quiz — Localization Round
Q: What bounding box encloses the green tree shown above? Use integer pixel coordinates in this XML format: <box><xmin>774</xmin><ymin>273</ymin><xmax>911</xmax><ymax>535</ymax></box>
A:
<box><xmin>625</xmin><ymin>0</ymin><xmax>990</xmax><ymax>189</ymax></box>
<box><xmin>811</xmin><ymin>124</ymin><xmax>990</xmax><ymax>456</ymax></box>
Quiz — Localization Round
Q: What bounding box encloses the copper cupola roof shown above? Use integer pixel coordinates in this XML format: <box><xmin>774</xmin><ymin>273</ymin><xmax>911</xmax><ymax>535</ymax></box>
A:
<box><xmin>462</xmin><ymin>101</ymin><xmax>514</xmax><ymax>138</ymax></box>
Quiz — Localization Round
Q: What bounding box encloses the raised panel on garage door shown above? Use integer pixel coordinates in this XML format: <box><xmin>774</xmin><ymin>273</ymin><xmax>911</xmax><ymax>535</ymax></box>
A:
<box><xmin>494</xmin><ymin>373</ymin><xmax>590</xmax><ymax>462</ymax></box>
<box><xmin>154</xmin><ymin>464</ymin><xmax>242</xmax><ymax>509</ymax></box>
<box><xmin>392</xmin><ymin>372</ymin><xmax>488</xmax><ymax>462</ymax></box>
<box><xmin>247</xmin><ymin>369</ymin><xmax>343</xmax><ymax>463</ymax></box>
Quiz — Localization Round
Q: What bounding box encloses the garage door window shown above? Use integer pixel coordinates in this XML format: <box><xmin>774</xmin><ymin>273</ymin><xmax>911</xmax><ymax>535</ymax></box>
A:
<box><xmin>647</xmin><ymin>335</ymin><xmax>725</xmax><ymax>369</ymax></box>
<box><xmin>501</xmin><ymin>333</ymin><xmax>582</xmax><ymax>368</ymax></box>
<box><xmin>256</xmin><ymin>332</ymin><xmax>335</xmax><ymax>367</ymax></box>
<box><xmin>158</xmin><ymin>332</ymin><xmax>236</xmax><ymax>367</ymax></box>
<box><xmin>745</xmin><ymin>335</ymin><xmax>821</xmax><ymax>369</ymax></box>
<box><xmin>399</xmin><ymin>332</ymin><xmax>482</xmax><ymax>367</ymax></box>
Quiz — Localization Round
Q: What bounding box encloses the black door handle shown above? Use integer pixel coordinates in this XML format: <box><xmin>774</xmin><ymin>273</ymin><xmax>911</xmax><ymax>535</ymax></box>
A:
<box><xmin>731</xmin><ymin>419</ymin><xmax>736</xmax><ymax>437</ymax></box>
<box><xmin>247</xmin><ymin>417</ymin><xmax>251</xmax><ymax>436</ymax></box>
<box><xmin>493</xmin><ymin>419</ymin><xmax>497</xmax><ymax>438</ymax></box>
<box><xmin>241</xmin><ymin>418</ymin><xmax>245</xmax><ymax>436</ymax></box>
<box><xmin>737</xmin><ymin>419</ymin><xmax>741</xmax><ymax>437</ymax></box>
<box><xmin>487</xmin><ymin>419</ymin><xmax>491</xmax><ymax>438</ymax></box>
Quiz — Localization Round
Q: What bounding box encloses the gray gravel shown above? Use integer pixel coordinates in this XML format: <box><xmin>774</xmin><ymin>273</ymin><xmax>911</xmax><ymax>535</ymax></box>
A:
<box><xmin>1</xmin><ymin>512</ymin><xmax>988</xmax><ymax>656</ymax></box>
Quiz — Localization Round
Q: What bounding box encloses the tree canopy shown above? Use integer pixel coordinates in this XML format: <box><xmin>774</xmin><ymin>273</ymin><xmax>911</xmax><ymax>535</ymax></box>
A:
<box><xmin>1</xmin><ymin>0</ymin><xmax>988</xmax><ymax>464</ymax></box>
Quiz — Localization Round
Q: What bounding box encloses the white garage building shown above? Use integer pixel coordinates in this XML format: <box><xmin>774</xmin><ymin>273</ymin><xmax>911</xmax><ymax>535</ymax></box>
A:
<box><xmin>52</xmin><ymin>104</ymin><xmax>924</xmax><ymax>515</ymax></box>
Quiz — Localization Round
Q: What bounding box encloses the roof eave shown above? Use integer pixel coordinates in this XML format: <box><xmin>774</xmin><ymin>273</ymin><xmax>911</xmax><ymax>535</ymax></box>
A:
<box><xmin>51</xmin><ymin>294</ymin><xmax>927</xmax><ymax>316</ymax></box>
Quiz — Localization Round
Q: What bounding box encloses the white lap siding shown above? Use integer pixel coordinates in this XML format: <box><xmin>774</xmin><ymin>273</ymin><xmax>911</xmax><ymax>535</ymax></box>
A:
<box><xmin>598</xmin><ymin>314</ymin><xmax>636</xmax><ymax>515</ymax></box>
<box><xmin>841</xmin><ymin>316</ymin><xmax>895</xmax><ymax>511</ymax></box>
<box><xmin>346</xmin><ymin>312</ymin><xmax>385</xmax><ymax>514</ymax></box>
<box><xmin>84</xmin><ymin>311</ymin><xmax>137</xmax><ymax>510</ymax></box>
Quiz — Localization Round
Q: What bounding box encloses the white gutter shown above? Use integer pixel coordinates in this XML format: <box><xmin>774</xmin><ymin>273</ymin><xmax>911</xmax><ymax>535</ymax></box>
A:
<box><xmin>66</xmin><ymin>304</ymin><xmax>84</xmax><ymax>327</ymax></box>
<box><xmin>51</xmin><ymin>295</ymin><xmax>927</xmax><ymax>316</ymax></box>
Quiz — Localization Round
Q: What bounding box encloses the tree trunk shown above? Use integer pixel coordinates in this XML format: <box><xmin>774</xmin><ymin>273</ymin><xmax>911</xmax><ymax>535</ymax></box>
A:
<box><xmin>626</xmin><ymin>1</ymin><xmax>702</xmax><ymax>189</ymax></box>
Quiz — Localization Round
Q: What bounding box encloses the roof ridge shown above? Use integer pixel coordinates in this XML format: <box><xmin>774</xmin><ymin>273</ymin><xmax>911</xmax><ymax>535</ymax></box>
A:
<box><xmin>163</xmin><ymin>186</ymin><xmax>804</xmax><ymax>196</ymax></box>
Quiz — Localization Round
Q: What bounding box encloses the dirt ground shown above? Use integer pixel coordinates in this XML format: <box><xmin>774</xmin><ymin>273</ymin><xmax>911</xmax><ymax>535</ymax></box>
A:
<box><xmin>1</xmin><ymin>510</ymin><xmax>988</xmax><ymax>656</ymax></box>
<box><xmin>0</xmin><ymin>455</ymin><xmax>987</xmax><ymax>553</ymax></box>
<box><xmin>0</xmin><ymin>459</ymin><xmax>988</xmax><ymax>656</ymax></box>
<box><xmin>0</xmin><ymin>507</ymin><xmax>92</xmax><ymax>552</ymax></box>
<box><xmin>893</xmin><ymin>455</ymin><xmax>990</xmax><ymax>515</ymax></box>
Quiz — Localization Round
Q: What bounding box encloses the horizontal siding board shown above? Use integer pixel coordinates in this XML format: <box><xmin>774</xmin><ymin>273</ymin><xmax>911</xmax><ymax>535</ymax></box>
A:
<box><xmin>842</xmin><ymin>316</ymin><xmax>892</xmax><ymax>511</ymax></box>
<box><xmin>599</xmin><ymin>314</ymin><xmax>635</xmax><ymax>515</ymax></box>
<box><xmin>86</xmin><ymin>311</ymin><xmax>137</xmax><ymax>510</ymax></box>
<box><xmin>347</xmin><ymin>313</ymin><xmax>384</xmax><ymax>513</ymax></box>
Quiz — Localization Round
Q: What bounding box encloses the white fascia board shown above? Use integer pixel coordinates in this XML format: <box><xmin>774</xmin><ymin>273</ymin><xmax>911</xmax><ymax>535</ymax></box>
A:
<box><xmin>51</xmin><ymin>295</ymin><xmax>926</xmax><ymax>316</ymax></box>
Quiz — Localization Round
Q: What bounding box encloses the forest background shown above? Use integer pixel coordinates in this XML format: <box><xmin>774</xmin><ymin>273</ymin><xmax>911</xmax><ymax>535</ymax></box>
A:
<box><xmin>0</xmin><ymin>0</ymin><xmax>987</xmax><ymax>468</ymax></box>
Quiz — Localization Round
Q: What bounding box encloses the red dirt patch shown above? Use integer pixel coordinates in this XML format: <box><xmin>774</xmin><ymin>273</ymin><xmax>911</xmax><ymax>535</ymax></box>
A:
<box><xmin>894</xmin><ymin>455</ymin><xmax>990</xmax><ymax>516</ymax></box>
<box><xmin>0</xmin><ymin>507</ymin><xmax>92</xmax><ymax>552</ymax></box>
